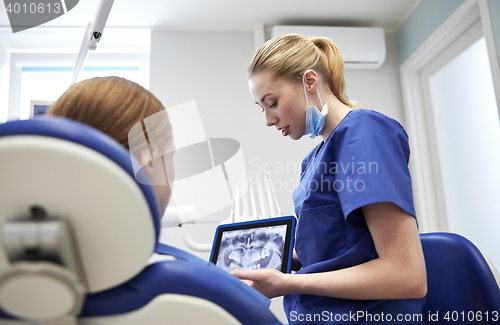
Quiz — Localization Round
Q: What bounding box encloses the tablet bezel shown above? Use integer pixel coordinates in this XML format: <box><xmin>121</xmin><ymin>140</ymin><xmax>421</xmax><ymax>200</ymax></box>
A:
<box><xmin>209</xmin><ymin>216</ymin><xmax>296</xmax><ymax>273</ymax></box>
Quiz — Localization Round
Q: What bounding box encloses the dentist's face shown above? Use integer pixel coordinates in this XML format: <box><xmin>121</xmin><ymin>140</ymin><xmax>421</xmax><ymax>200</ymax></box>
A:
<box><xmin>249</xmin><ymin>72</ymin><xmax>307</xmax><ymax>140</ymax></box>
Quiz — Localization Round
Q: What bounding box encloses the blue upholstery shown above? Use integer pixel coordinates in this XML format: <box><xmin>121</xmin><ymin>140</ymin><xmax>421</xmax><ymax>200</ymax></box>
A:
<box><xmin>79</xmin><ymin>259</ymin><xmax>280</xmax><ymax>324</ymax></box>
<box><xmin>420</xmin><ymin>232</ymin><xmax>500</xmax><ymax>324</ymax></box>
<box><xmin>0</xmin><ymin>117</ymin><xmax>281</xmax><ymax>325</ymax></box>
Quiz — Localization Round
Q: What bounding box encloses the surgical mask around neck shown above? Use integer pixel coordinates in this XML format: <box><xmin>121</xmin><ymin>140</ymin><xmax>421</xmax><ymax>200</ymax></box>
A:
<box><xmin>303</xmin><ymin>77</ymin><xmax>328</xmax><ymax>139</ymax></box>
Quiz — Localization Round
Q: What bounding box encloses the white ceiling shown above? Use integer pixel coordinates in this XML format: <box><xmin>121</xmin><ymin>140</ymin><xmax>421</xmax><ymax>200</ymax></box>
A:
<box><xmin>0</xmin><ymin>0</ymin><xmax>420</xmax><ymax>52</ymax></box>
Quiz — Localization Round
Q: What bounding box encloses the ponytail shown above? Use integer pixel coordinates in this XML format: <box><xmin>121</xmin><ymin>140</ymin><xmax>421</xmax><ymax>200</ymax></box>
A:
<box><xmin>310</xmin><ymin>37</ymin><xmax>358</xmax><ymax>107</ymax></box>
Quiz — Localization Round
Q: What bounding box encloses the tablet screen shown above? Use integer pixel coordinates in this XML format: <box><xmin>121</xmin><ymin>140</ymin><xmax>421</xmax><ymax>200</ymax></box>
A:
<box><xmin>210</xmin><ymin>216</ymin><xmax>296</xmax><ymax>273</ymax></box>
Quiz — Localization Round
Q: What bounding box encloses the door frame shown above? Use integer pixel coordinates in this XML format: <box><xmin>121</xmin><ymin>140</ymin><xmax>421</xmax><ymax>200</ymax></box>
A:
<box><xmin>399</xmin><ymin>0</ymin><xmax>500</xmax><ymax>232</ymax></box>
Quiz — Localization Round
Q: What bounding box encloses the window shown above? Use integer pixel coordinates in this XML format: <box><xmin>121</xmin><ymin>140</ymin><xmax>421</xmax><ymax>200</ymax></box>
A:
<box><xmin>7</xmin><ymin>53</ymin><xmax>150</xmax><ymax>121</ymax></box>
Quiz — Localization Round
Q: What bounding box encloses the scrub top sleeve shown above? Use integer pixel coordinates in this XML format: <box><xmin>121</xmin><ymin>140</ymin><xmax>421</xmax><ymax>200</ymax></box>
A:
<box><xmin>333</xmin><ymin>113</ymin><xmax>416</xmax><ymax>228</ymax></box>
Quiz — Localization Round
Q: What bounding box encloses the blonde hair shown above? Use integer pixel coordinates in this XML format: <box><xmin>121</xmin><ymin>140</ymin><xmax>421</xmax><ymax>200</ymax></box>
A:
<box><xmin>47</xmin><ymin>76</ymin><xmax>171</xmax><ymax>150</ymax></box>
<box><xmin>248</xmin><ymin>34</ymin><xmax>358</xmax><ymax>107</ymax></box>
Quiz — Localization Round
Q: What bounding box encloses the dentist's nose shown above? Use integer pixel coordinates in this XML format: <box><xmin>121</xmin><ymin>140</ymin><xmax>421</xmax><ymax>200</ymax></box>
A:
<box><xmin>265</xmin><ymin>111</ymin><xmax>277</xmax><ymax>127</ymax></box>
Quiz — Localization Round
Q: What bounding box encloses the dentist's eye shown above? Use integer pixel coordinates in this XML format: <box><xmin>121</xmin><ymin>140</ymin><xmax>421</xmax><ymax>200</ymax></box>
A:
<box><xmin>269</xmin><ymin>101</ymin><xmax>277</xmax><ymax>109</ymax></box>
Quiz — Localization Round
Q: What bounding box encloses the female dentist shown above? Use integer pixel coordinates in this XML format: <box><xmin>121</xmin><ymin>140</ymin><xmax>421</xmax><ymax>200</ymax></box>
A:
<box><xmin>232</xmin><ymin>34</ymin><xmax>427</xmax><ymax>324</ymax></box>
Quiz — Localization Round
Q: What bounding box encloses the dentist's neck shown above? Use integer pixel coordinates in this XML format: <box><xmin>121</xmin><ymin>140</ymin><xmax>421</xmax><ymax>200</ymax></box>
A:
<box><xmin>318</xmin><ymin>91</ymin><xmax>352</xmax><ymax>142</ymax></box>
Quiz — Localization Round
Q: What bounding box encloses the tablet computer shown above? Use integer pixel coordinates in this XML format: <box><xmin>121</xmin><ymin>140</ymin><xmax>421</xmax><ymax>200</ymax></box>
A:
<box><xmin>209</xmin><ymin>216</ymin><xmax>296</xmax><ymax>273</ymax></box>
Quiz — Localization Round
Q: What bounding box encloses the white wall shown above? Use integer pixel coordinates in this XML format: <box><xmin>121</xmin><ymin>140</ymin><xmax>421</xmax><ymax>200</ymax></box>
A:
<box><xmin>0</xmin><ymin>43</ymin><xmax>9</xmax><ymax>123</ymax></box>
<box><xmin>150</xmin><ymin>30</ymin><xmax>258</xmax><ymax>255</ymax></box>
<box><xmin>345</xmin><ymin>33</ymin><xmax>405</xmax><ymax>125</ymax></box>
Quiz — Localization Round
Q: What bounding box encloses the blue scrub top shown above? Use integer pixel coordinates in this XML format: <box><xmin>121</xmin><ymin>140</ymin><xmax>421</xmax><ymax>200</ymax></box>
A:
<box><xmin>283</xmin><ymin>109</ymin><xmax>425</xmax><ymax>324</ymax></box>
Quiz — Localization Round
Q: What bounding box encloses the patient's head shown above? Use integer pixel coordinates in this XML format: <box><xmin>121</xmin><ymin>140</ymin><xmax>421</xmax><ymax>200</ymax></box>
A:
<box><xmin>48</xmin><ymin>76</ymin><xmax>173</xmax><ymax>213</ymax></box>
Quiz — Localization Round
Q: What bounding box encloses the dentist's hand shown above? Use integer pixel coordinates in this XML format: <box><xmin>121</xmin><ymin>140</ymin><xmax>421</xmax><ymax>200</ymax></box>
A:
<box><xmin>231</xmin><ymin>268</ymin><xmax>290</xmax><ymax>299</ymax></box>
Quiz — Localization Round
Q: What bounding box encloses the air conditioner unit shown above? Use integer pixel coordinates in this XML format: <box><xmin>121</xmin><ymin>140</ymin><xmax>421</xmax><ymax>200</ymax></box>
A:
<box><xmin>271</xmin><ymin>26</ymin><xmax>386</xmax><ymax>70</ymax></box>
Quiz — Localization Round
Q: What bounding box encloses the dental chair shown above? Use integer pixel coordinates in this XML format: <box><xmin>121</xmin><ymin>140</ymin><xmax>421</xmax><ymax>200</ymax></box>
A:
<box><xmin>420</xmin><ymin>232</ymin><xmax>500</xmax><ymax>324</ymax></box>
<box><xmin>0</xmin><ymin>117</ymin><xmax>282</xmax><ymax>325</ymax></box>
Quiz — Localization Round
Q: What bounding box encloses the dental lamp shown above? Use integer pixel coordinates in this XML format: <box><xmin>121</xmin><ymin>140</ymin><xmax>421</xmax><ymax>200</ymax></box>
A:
<box><xmin>70</xmin><ymin>0</ymin><xmax>115</xmax><ymax>85</ymax></box>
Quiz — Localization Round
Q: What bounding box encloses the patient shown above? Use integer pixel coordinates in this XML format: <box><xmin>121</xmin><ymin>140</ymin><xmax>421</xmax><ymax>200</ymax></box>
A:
<box><xmin>45</xmin><ymin>76</ymin><xmax>275</xmax><ymax>316</ymax></box>
<box><xmin>47</xmin><ymin>76</ymin><xmax>174</xmax><ymax>212</ymax></box>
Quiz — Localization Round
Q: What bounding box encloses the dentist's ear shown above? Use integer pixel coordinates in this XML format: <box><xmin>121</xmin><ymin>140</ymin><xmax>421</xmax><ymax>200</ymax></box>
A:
<box><xmin>303</xmin><ymin>69</ymin><xmax>319</xmax><ymax>93</ymax></box>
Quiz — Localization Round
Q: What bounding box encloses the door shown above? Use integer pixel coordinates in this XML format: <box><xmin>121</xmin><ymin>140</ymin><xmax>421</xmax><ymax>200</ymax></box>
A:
<box><xmin>420</xmin><ymin>20</ymin><xmax>500</xmax><ymax>270</ymax></box>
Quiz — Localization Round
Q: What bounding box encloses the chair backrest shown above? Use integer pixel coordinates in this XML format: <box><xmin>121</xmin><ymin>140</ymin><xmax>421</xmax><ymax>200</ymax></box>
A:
<box><xmin>420</xmin><ymin>232</ymin><xmax>500</xmax><ymax>324</ymax></box>
<box><xmin>0</xmin><ymin>117</ymin><xmax>161</xmax><ymax>322</ymax></box>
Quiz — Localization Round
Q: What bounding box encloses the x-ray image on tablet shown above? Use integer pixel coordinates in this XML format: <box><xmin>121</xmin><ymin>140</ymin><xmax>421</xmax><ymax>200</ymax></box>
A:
<box><xmin>210</xmin><ymin>216</ymin><xmax>296</xmax><ymax>273</ymax></box>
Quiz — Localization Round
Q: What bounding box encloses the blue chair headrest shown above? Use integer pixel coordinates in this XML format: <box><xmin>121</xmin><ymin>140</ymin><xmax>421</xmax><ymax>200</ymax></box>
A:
<box><xmin>0</xmin><ymin>117</ymin><xmax>162</xmax><ymax>292</ymax></box>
